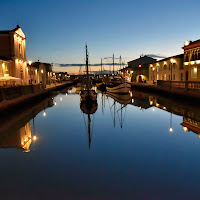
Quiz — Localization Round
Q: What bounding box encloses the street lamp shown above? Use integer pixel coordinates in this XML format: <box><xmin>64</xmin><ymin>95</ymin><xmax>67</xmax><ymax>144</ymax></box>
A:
<box><xmin>28</xmin><ymin>60</ymin><xmax>32</xmax><ymax>84</ymax></box>
<box><xmin>170</xmin><ymin>58</ymin><xmax>176</xmax><ymax>81</ymax></box>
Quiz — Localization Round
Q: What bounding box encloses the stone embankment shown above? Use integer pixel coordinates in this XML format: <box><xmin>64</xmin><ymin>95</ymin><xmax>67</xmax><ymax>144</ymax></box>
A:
<box><xmin>0</xmin><ymin>81</ymin><xmax>74</xmax><ymax>111</ymax></box>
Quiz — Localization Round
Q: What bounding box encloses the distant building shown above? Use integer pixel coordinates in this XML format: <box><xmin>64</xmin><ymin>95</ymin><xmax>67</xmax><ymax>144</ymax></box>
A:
<box><xmin>27</xmin><ymin>62</ymin><xmax>52</xmax><ymax>85</ymax></box>
<box><xmin>183</xmin><ymin>39</ymin><xmax>200</xmax><ymax>81</ymax></box>
<box><xmin>149</xmin><ymin>54</ymin><xmax>184</xmax><ymax>83</ymax></box>
<box><xmin>119</xmin><ymin>55</ymin><xmax>156</xmax><ymax>82</ymax></box>
<box><xmin>0</xmin><ymin>25</ymin><xmax>27</xmax><ymax>84</ymax></box>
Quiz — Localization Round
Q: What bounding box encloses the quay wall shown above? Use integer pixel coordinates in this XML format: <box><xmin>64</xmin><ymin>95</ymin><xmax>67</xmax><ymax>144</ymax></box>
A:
<box><xmin>0</xmin><ymin>81</ymin><xmax>74</xmax><ymax>111</ymax></box>
<box><xmin>130</xmin><ymin>82</ymin><xmax>200</xmax><ymax>101</ymax></box>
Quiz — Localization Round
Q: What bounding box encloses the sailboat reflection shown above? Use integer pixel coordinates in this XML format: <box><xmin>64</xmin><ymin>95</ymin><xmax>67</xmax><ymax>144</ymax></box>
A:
<box><xmin>80</xmin><ymin>101</ymin><xmax>98</xmax><ymax>148</ymax></box>
<box><xmin>106</xmin><ymin>92</ymin><xmax>131</xmax><ymax>128</ymax></box>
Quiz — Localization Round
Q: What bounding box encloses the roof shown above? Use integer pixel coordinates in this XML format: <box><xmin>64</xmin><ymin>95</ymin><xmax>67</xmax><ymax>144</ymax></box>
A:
<box><xmin>149</xmin><ymin>54</ymin><xmax>184</xmax><ymax>64</ymax></box>
<box><xmin>0</xmin><ymin>56</ymin><xmax>12</xmax><ymax>61</ymax></box>
<box><xmin>0</xmin><ymin>25</ymin><xmax>20</xmax><ymax>35</ymax></box>
<box><xmin>127</xmin><ymin>55</ymin><xmax>157</xmax><ymax>69</ymax></box>
<box><xmin>183</xmin><ymin>39</ymin><xmax>200</xmax><ymax>50</ymax></box>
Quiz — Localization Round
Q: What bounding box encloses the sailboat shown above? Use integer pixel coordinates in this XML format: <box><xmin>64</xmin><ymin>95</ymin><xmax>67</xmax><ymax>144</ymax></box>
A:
<box><xmin>80</xmin><ymin>44</ymin><xmax>97</xmax><ymax>102</ymax></box>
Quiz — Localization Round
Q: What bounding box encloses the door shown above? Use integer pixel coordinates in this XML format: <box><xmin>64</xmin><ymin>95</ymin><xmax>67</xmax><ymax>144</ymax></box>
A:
<box><xmin>186</xmin><ymin>71</ymin><xmax>188</xmax><ymax>81</ymax></box>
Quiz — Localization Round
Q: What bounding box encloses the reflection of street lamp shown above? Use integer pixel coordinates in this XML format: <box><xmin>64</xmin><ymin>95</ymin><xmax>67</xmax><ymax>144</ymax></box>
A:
<box><xmin>169</xmin><ymin>112</ymin><xmax>173</xmax><ymax>132</ymax></box>
<box><xmin>43</xmin><ymin>110</ymin><xmax>46</xmax><ymax>117</ymax></box>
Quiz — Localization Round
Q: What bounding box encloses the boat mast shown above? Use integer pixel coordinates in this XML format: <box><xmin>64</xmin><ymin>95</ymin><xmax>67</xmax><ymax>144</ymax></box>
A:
<box><xmin>86</xmin><ymin>44</ymin><xmax>89</xmax><ymax>90</ymax></box>
<box><xmin>113</xmin><ymin>53</ymin><xmax>114</xmax><ymax>75</ymax></box>
<box><xmin>101</xmin><ymin>58</ymin><xmax>103</xmax><ymax>76</ymax></box>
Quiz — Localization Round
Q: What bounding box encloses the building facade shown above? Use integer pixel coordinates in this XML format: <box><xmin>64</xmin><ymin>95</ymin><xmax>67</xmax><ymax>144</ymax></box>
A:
<box><xmin>183</xmin><ymin>40</ymin><xmax>200</xmax><ymax>81</ymax></box>
<box><xmin>27</xmin><ymin>62</ymin><xmax>53</xmax><ymax>85</ymax></box>
<box><xmin>0</xmin><ymin>25</ymin><xmax>27</xmax><ymax>84</ymax></box>
<box><xmin>120</xmin><ymin>56</ymin><xmax>156</xmax><ymax>83</ymax></box>
<box><xmin>149</xmin><ymin>54</ymin><xmax>184</xmax><ymax>83</ymax></box>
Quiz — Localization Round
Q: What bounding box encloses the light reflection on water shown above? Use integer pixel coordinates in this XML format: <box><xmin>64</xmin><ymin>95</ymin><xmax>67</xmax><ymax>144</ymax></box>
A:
<box><xmin>0</xmin><ymin>87</ymin><xmax>200</xmax><ymax>199</ymax></box>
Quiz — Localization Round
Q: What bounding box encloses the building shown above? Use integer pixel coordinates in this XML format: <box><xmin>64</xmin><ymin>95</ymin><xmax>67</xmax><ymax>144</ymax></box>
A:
<box><xmin>0</xmin><ymin>25</ymin><xmax>27</xmax><ymax>84</ymax></box>
<box><xmin>119</xmin><ymin>55</ymin><xmax>156</xmax><ymax>82</ymax></box>
<box><xmin>27</xmin><ymin>62</ymin><xmax>52</xmax><ymax>85</ymax></box>
<box><xmin>149</xmin><ymin>54</ymin><xmax>184</xmax><ymax>83</ymax></box>
<box><xmin>183</xmin><ymin>40</ymin><xmax>200</xmax><ymax>81</ymax></box>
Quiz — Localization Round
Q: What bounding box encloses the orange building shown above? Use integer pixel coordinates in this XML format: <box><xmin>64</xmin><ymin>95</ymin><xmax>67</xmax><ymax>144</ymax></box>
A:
<box><xmin>0</xmin><ymin>25</ymin><xmax>27</xmax><ymax>84</ymax></box>
<box><xmin>183</xmin><ymin>39</ymin><xmax>200</xmax><ymax>81</ymax></box>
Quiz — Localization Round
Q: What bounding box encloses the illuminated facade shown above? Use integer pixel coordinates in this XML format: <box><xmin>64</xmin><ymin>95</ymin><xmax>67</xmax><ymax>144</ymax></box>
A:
<box><xmin>0</xmin><ymin>57</ymin><xmax>12</xmax><ymax>85</ymax></box>
<box><xmin>149</xmin><ymin>54</ymin><xmax>184</xmax><ymax>83</ymax></box>
<box><xmin>183</xmin><ymin>39</ymin><xmax>200</xmax><ymax>81</ymax></box>
<box><xmin>120</xmin><ymin>55</ymin><xmax>156</xmax><ymax>83</ymax></box>
<box><xmin>0</xmin><ymin>25</ymin><xmax>27</xmax><ymax>84</ymax></box>
<box><xmin>27</xmin><ymin>62</ymin><xmax>52</xmax><ymax>85</ymax></box>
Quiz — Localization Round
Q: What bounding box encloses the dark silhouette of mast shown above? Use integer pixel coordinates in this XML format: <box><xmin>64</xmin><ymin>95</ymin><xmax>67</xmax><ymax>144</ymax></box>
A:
<box><xmin>86</xmin><ymin>44</ymin><xmax>89</xmax><ymax>91</ymax></box>
<box><xmin>113</xmin><ymin>53</ymin><xmax>114</xmax><ymax>74</ymax></box>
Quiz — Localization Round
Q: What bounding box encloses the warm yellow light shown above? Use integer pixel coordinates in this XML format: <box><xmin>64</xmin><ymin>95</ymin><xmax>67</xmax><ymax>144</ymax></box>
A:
<box><xmin>139</xmin><ymin>106</ymin><xmax>142</xmax><ymax>110</ymax></box>
<box><xmin>156</xmin><ymin>103</ymin><xmax>159</xmax><ymax>107</ymax></box>
<box><xmin>150</xmin><ymin>64</ymin><xmax>153</xmax><ymax>67</ymax></box>
<box><xmin>60</xmin><ymin>97</ymin><xmax>62</xmax><ymax>101</ymax></box>
<box><xmin>184</xmin><ymin>40</ymin><xmax>190</xmax><ymax>46</ymax></box>
<box><xmin>152</xmin><ymin>67</ymin><xmax>155</xmax><ymax>71</ymax></box>
<box><xmin>54</xmin><ymin>102</ymin><xmax>57</xmax><ymax>105</ymax></box>
<box><xmin>194</xmin><ymin>67</ymin><xmax>197</xmax><ymax>72</ymax></box>
<box><xmin>163</xmin><ymin>107</ymin><xmax>166</xmax><ymax>110</ymax></box>
<box><xmin>156</xmin><ymin>63</ymin><xmax>159</xmax><ymax>66</ymax></box>
<box><xmin>152</xmin><ymin>108</ymin><xmax>155</xmax><ymax>112</ymax></box>
<box><xmin>170</xmin><ymin>59</ymin><xmax>176</xmax><ymax>64</ymax></box>
<box><xmin>169</xmin><ymin>128</ymin><xmax>173</xmax><ymax>132</ymax></box>
<box><xmin>2</xmin><ymin>63</ymin><xmax>5</xmax><ymax>68</ymax></box>
<box><xmin>183</xmin><ymin>126</ymin><xmax>188</xmax><ymax>132</ymax></box>
<box><xmin>196</xmin><ymin>60</ymin><xmax>200</xmax><ymax>64</ymax></box>
<box><xmin>191</xmin><ymin>61</ymin><xmax>195</xmax><ymax>65</ymax></box>
<box><xmin>28</xmin><ymin>60</ymin><xmax>32</xmax><ymax>65</ymax></box>
<box><xmin>41</xmin><ymin>69</ymin><xmax>43</xmax><ymax>73</ymax></box>
<box><xmin>184</xmin><ymin>62</ymin><xmax>189</xmax><ymax>65</ymax></box>
<box><xmin>59</xmin><ymin>74</ymin><xmax>61</xmax><ymax>76</ymax></box>
<box><xmin>43</xmin><ymin>111</ymin><xmax>46</xmax><ymax>117</ymax></box>
<box><xmin>66</xmin><ymin>93</ymin><xmax>68</xmax><ymax>96</ymax></box>
<box><xmin>150</xmin><ymin>101</ymin><xmax>153</xmax><ymax>105</ymax></box>
<box><xmin>33</xmin><ymin>136</ymin><xmax>37</xmax><ymax>141</ymax></box>
<box><xmin>164</xmin><ymin>61</ymin><xmax>167</xmax><ymax>65</ymax></box>
<box><xmin>130</xmin><ymin>92</ymin><xmax>133</xmax><ymax>97</ymax></box>
<box><xmin>139</xmin><ymin>65</ymin><xmax>142</xmax><ymax>67</ymax></box>
<box><xmin>132</xmin><ymin>99</ymin><xmax>134</xmax><ymax>103</ymax></box>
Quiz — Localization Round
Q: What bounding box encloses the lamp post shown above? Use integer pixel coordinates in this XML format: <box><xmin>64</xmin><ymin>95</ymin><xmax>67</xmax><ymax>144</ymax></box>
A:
<box><xmin>28</xmin><ymin>60</ymin><xmax>32</xmax><ymax>84</ymax></box>
<box><xmin>170</xmin><ymin>58</ymin><xmax>175</xmax><ymax>81</ymax></box>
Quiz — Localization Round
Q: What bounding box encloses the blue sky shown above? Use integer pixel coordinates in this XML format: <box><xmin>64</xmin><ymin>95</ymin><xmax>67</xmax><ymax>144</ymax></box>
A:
<box><xmin>1</xmin><ymin>0</ymin><xmax>200</xmax><ymax>73</ymax></box>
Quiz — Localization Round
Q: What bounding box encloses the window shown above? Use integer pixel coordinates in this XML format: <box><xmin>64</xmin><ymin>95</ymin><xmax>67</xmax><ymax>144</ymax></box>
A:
<box><xmin>157</xmin><ymin>74</ymin><xmax>159</xmax><ymax>80</ymax></box>
<box><xmin>164</xmin><ymin>74</ymin><xmax>166</xmax><ymax>80</ymax></box>
<box><xmin>181</xmin><ymin>73</ymin><xmax>183</xmax><ymax>81</ymax></box>
<box><xmin>19</xmin><ymin>44</ymin><xmax>21</xmax><ymax>55</ymax></box>
<box><xmin>191</xmin><ymin>67</ymin><xmax>197</xmax><ymax>78</ymax></box>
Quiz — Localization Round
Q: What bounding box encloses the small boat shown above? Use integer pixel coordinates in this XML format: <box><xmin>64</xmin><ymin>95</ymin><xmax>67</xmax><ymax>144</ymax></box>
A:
<box><xmin>106</xmin><ymin>82</ymin><xmax>131</xmax><ymax>94</ymax></box>
<box><xmin>80</xmin><ymin>44</ymin><xmax>97</xmax><ymax>102</ymax></box>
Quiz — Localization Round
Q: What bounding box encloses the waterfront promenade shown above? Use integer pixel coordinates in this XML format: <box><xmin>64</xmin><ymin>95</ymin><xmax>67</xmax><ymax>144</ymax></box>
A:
<box><xmin>0</xmin><ymin>81</ymin><xmax>74</xmax><ymax>111</ymax></box>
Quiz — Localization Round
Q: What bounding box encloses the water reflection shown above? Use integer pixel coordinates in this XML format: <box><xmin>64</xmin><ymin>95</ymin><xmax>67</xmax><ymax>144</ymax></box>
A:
<box><xmin>148</xmin><ymin>93</ymin><xmax>200</xmax><ymax>136</ymax></box>
<box><xmin>0</xmin><ymin>93</ymin><xmax>56</xmax><ymax>152</ymax></box>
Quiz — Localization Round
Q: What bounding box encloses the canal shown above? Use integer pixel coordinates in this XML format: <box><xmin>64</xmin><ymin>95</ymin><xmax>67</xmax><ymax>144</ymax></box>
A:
<box><xmin>0</xmin><ymin>86</ymin><xmax>200</xmax><ymax>199</ymax></box>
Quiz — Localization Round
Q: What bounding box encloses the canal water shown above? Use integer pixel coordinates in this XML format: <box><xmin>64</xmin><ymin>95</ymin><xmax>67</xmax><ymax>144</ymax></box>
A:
<box><xmin>0</xmin><ymin>87</ymin><xmax>200</xmax><ymax>200</ymax></box>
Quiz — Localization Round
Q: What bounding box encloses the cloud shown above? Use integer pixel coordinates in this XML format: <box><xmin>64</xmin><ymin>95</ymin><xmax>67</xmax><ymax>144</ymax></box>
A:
<box><xmin>55</xmin><ymin>63</ymin><xmax>125</xmax><ymax>67</ymax></box>
<box><xmin>145</xmin><ymin>54</ymin><xmax>167</xmax><ymax>59</ymax></box>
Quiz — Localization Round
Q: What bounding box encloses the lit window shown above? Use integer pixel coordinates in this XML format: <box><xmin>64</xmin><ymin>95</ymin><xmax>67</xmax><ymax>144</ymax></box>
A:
<box><xmin>191</xmin><ymin>67</ymin><xmax>197</xmax><ymax>78</ymax></box>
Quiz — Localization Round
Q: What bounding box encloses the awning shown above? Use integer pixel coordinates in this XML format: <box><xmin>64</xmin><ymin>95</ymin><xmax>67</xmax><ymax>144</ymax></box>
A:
<box><xmin>0</xmin><ymin>76</ymin><xmax>21</xmax><ymax>81</ymax></box>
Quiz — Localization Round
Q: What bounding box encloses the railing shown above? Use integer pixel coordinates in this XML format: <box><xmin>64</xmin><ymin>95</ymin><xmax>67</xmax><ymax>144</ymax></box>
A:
<box><xmin>0</xmin><ymin>84</ymin><xmax>45</xmax><ymax>102</ymax></box>
<box><xmin>157</xmin><ymin>80</ymin><xmax>200</xmax><ymax>90</ymax></box>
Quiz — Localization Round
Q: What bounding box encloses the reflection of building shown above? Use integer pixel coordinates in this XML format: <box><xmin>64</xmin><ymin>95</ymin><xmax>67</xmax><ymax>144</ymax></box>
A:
<box><xmin>149</xmin><ymin>54</ymin><xmax>184</xmax><ymax>83</ymax></box>
<box><xmin>0</xmin><ymin>25</ymin><xmax>27</xmax><ymax>84</ymax></box>
<box><xmin>0</xmin><ymin>122</ymin><xmax>32</xmax><ymax>151</ymax></box>
<box><xmin>183</xmin><ymin>39</ymin><xmax>200</xmax><ymax>81</ymax></box>
<box><xmin>119</xmin><ymin>56</ymin><xmax>156</xmax><ymax>83</ymax></box>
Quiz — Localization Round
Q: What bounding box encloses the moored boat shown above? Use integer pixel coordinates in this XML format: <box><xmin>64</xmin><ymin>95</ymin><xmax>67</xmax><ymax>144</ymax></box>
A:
<box><xmin>106</xmin><ymin>82</ymin><xmax>131</xmax><ymax>94</ymax></box>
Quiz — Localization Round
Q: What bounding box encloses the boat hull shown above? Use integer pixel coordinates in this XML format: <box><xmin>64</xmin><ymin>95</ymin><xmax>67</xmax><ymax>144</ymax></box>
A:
<box><xmin>80</xmin><ymin>90</ymin><xmax>97</xmax><ymax>102</ymax></box>
<box><xmin>106</xmin><ymin>83</ymin><xmax>131</xmax><ymax>94</ymax></box>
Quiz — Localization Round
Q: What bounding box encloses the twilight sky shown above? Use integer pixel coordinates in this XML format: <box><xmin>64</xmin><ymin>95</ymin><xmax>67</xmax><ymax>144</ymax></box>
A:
<box><xmin>1</xmin><ymin>0</ymin><xmax>200</xmax><ymax>74</ymax></box>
